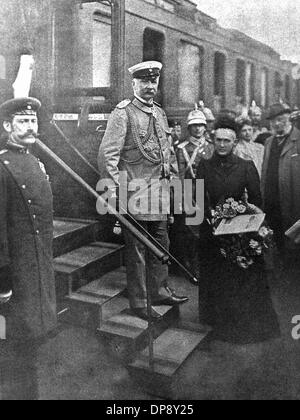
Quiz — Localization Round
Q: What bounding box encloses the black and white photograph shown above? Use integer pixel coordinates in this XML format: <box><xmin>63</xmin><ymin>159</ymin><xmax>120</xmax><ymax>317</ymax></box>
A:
<box><xmin>0</xmin><ymin>0</ymin><xmax>300</xmax><ymax>402</ymax></box>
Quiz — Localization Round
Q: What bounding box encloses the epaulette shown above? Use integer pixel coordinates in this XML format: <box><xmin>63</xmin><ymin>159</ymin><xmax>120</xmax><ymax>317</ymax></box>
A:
<box><xmin>153</xmin><ymin>101</ymin><xmax>162</xmax><ymax>108</ymax></box>
<box><xmin>116</xmin><ymin>99</ymin><xmax>132</xmax><ymax>109</ymax></box>
<box><xmin>0</xmin><ymin>149</ymin><xmax>8</xmax><ymax>156</ymax></box>
<box><xmin>177</xmin><ymin>141</ymin><xmax>189</xmax><ymax>150</ymax></box>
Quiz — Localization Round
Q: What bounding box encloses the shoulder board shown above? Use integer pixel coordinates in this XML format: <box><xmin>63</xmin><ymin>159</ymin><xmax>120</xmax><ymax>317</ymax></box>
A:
<box><xmin>116</xmin><ymin>99</ymin><xmax>132</xmax><ymax>109</ymax></box>
<box><xmin>177</xmin><ymin>141</ymin><xmax>188</xmax><ymax>150</ymax></box>
<box><xmin>153</xmin><ymin>101</ymin><xmax>162</xmax><ymax>108</ymax></box>
<box><xmin>0</xmin><ymin>149</ymin><xmax>8</xmax><ymax>156</ymax></box>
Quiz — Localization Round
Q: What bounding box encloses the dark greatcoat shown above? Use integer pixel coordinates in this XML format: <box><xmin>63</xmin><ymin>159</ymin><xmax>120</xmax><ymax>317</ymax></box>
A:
<box><xmin>197</xmin><ymin>153</ymin><xmax>280</xmax><ymax>344</ymax></box>
<box><xmin>0</xmin><ymin>147</ymin><xmax>57</xmax><ymax>341</ymax></box>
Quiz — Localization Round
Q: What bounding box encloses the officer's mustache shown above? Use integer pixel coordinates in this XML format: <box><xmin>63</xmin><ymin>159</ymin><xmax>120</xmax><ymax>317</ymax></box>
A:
<box><xmin>19</xmin><ymin>131</ymin><xmax>38</xmax><ymax>139</ymax></box>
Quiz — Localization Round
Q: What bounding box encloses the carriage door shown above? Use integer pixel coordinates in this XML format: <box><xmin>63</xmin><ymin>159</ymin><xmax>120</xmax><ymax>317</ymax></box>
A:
<box><xmin>143</xmin><ymin>29</ymin><xmax>165</xmax><ymax>106</ymax></box>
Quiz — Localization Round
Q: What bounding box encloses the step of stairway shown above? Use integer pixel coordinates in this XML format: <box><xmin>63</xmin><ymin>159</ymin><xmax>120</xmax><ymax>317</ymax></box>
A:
<box><xmin>98</xmin><ymin>305</ymin><xmax>180</xmax><ymax>362</ymax></box>
<box><xmin>54</xmin><ymin>242</ymin><xmax>124</xmax><ymax>301</ymax></box>
<box><xmin>53</xmin><ymin>218</ymin><xmax>101</xmax><ymax>258</ymax></box>
<box><xmin>64</xmin><ymin>267</ymin><xmax>127</xmax><ymax>329</ymax></box>
<box><xmin>128</xmin><ymin>326</ymin><xmax>210</xmax><ymax>399</ymax></box>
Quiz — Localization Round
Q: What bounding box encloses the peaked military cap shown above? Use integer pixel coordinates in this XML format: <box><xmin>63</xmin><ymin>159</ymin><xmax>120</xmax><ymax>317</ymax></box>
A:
<box><xmin>0</xmin><ymin>97</ymin><xmax>41</xmax><ymax>120</ymax></box>
<box><xmin>267</xmin><ymin>102</ymin><xmax>291</xmax><ymax>120</ymax></box>
<box><xmin>168</xmin><ymin>120</ymin><xmax>181</xmax><ymax>128</ymax></box>
<box><xmin>128</xmin><ymin>61</ymin><xmax>162</xmax><ymax>80</ymax></box>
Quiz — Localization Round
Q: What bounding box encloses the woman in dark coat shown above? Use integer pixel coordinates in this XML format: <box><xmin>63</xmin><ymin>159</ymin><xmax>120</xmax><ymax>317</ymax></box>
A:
<box><xmin>197</xmin><ymin>115</ymin><xmax>280</xmax><ymax>344</ymax></box>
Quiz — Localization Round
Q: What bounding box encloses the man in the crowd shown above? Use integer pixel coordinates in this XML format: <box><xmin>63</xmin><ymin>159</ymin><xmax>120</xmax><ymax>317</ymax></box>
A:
<box><xmin>261</xmin><ymin>102</ymin><xmax>300</xmax><ymax>255</ymax></box>
<box><xmin>98</xmin><ymin>61</ymin><xmax>188</xmax><ymax>321</ymax></box>
<box><xmin>176</xmin><ymin>108</ymin><xmax>214</xmax><ymax>279</ymax></box>
<box><xmin>235</xmin><ymin>118</ymin><xmax>265</xmax><ymax>177</ymax></box>
<box><xmin>249</xmin><ymin>101</ymin><xmax>268</xmax><ymax>142</ymax></box>
<box><xmin>169</xmin><ymin>120</ymin><xmax>182</xmax><ymax>150</ymax></box>
<box><xmin>0</xmin><ymin>97</ymin><xmax>57</xmax><ymax>400</ymax></box>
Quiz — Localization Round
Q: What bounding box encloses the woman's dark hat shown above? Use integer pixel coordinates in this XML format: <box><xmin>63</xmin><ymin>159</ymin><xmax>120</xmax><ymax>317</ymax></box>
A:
<box><xmin>215</xmin><ymin>113</ymin><xmax>238</xmax><ymax>133</ymax></box>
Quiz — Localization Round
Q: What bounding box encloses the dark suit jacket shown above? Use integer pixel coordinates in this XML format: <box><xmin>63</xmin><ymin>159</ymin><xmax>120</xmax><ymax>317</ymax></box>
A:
<box><xmin>197</xmin><ymin>153</ymin><xmax>262</xmax><ymax>210</ymax></box>
<box><xmin>261</xmin><ymin>127</ymin><xmax>300</xmax><ymax>231</ymax></box>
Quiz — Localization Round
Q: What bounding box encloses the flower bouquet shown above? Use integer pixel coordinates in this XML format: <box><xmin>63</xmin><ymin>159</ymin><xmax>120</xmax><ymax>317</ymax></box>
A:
<box><xmin>211</xmin><ymin>198</ymin><xmax>274</xmax><ymax>269</ymax></box>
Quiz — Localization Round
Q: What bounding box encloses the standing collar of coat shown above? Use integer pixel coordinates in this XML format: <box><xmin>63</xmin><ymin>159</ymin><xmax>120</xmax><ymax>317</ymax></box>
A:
<box><xmin>187</xmin><ymin>136</ymin><xmax>207</xmax><ymax>148</ymax></box>
<box><xmin>7</xmin><ymin>137</ymin><xmax>30</xmax><ymax>154</ymax></box>
<box><xmin>132</xmin><ymin>96</ymin><xmax>154</xmax><ymax>114</ymax></box>
<box><xmin>211</xmin><ymin>152</ymin><xmax>239</xmax><ymax>166</ymax></box>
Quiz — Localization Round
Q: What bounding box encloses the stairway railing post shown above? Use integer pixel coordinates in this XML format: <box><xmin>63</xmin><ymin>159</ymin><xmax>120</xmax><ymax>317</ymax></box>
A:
<box><xmin>146</xmin><ymin>263</ymin><xmax>155</xmax><ymax>371</ymax></box>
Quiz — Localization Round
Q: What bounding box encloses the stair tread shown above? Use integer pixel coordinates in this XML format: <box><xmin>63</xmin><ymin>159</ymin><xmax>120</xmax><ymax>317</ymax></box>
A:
<box><xmin>67</xmin><ymin>292</ymin><xmax>106</xmax><ymax>305</ymax></box>
<box><xmin>78</xmin><ymin>267</ymin><xmax>126</xmax><ymax>296</ymax></box>
<box><xmin>99</xmin><ymin>306</ymin><xmax>175</xmax><ymax>339</ymax></box>
<box><xmin>54</xmin><ymin>242</ymin><xmax>124</xmax><ymax>274</ymax></box>
<box><xmin>53</xmin><ymin>219</ymin><xmax>98</xmax><ymax>239</ymax></box>
<box><xmin>129</xmin><ymin>328</ymin><xmax>207</xmax><ymax>377</ymax></box>
<box><xmin>67</xmin><ymin>267</ymin><xmax>127</xmax><ymax>303</ymax></box>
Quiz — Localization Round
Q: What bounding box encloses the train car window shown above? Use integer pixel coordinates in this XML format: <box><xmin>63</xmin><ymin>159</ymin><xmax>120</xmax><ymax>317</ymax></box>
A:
<box><xmin>93</xmin><ymin>12</ymin><xmax>111</xmax><ymax>88</ymax></box>
<box><xmin>236</xmin><ymin>59</ymin><xmax>246</xmax><ymax>104</ymax></box>
<box><xmin>0</xmin><ymin>55</ymin><xmax>6</xmax><ymax>80</ymax></box>
<box><xmin>246</xmin><ymin>63</ymin><xmax>255</xmax><ymax>107</ymax></box>
<box><xmin>214</xmin><ymin>52</ymin><xmax>226</xmax><ymax>111</ymax></box>
<box><xmin>178</xmin><ymin>42</ymin><xmax>203</xmax><ymax>105</ymax></box>
<box><xmin>261</xmin><ymin>68</ymin><xmax>269</xmax><ymax>108</ymax></box>
<box><xmin>285</xmin><ymin>75</ymin><xmax>291</xmax><ymax>103</ymax></box>
<box><xmin>274</xmin><ymin>71</ymin><xmax>283</xmax><ymax>101</ymax></box>
<box><xmin>143</xmin><ymin>29</ymin><xmax>165</xmax><ymax>104</ymax></box>
<box><xmin>143</xmin><ymin>29</ymin><xmax>165</xmax><ymax>63</ymax></box>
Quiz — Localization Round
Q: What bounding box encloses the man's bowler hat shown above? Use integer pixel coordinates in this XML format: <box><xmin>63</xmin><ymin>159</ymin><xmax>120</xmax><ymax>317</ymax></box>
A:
<box><xmin>267</xmin><ymin>103</ymin><xmax>291</xmax><ymax>120</ymax></box>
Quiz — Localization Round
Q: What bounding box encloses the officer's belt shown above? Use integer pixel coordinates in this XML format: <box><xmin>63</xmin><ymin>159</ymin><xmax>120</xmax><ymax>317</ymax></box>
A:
<box><xmin>125</xmin><ymin>104</ymin><xmax>162</xmax><ymax>164</ymax></box>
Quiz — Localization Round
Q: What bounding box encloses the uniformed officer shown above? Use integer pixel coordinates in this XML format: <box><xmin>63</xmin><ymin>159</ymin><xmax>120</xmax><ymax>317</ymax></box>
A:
<box><xmin>176</xmin><ymin>108</ymin><xmax>214</xmax><ymax>278</ymax></box>
<box><xmin>98</xmin><ymin>61</ymin><xmax>188</xmax><ymax>321</ymax></box>
<box><xmin>0</xmin><ymin>97</ymin><xmax>57</xmax><ymax>400</ymax></box>
<box><xmin>168</xmin><ymin>120</ymin><xmax>182</xmax><ymax>151</ymax></box>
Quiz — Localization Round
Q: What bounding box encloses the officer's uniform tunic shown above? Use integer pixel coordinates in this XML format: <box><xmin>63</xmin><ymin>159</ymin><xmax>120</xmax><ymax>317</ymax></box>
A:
<box><xmin>0</xmin><ymin>146</ymin><xmax>57</xmax><ymax>340</ymax></box>
<box><xmin>98</xmin><ymin>97</ymin><xmax>178</xmax><ymax>308</ymax></box>
<box><xmin>177</xmin><ymin>137</ymin><xmax>214</xmax><ymax>181</ymax></box>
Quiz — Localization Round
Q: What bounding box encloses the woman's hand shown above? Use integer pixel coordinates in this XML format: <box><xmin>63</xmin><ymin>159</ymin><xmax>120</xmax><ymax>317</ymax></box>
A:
<box><xmin>247</xmin><ymin>203</ymin><xmax>264</xmax><ymax>214</ymax></box>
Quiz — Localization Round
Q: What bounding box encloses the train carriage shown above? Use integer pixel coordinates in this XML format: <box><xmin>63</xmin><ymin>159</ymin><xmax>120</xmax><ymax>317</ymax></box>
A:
<box><xmin>0</xmin><ymin>0</ymin><xmax>299</xmax><ymax>220</ymax></box>
<box><xmin>1</xmin><ymin>1</ymin><xmax>300</xmax><ymax>400</ymax></box>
